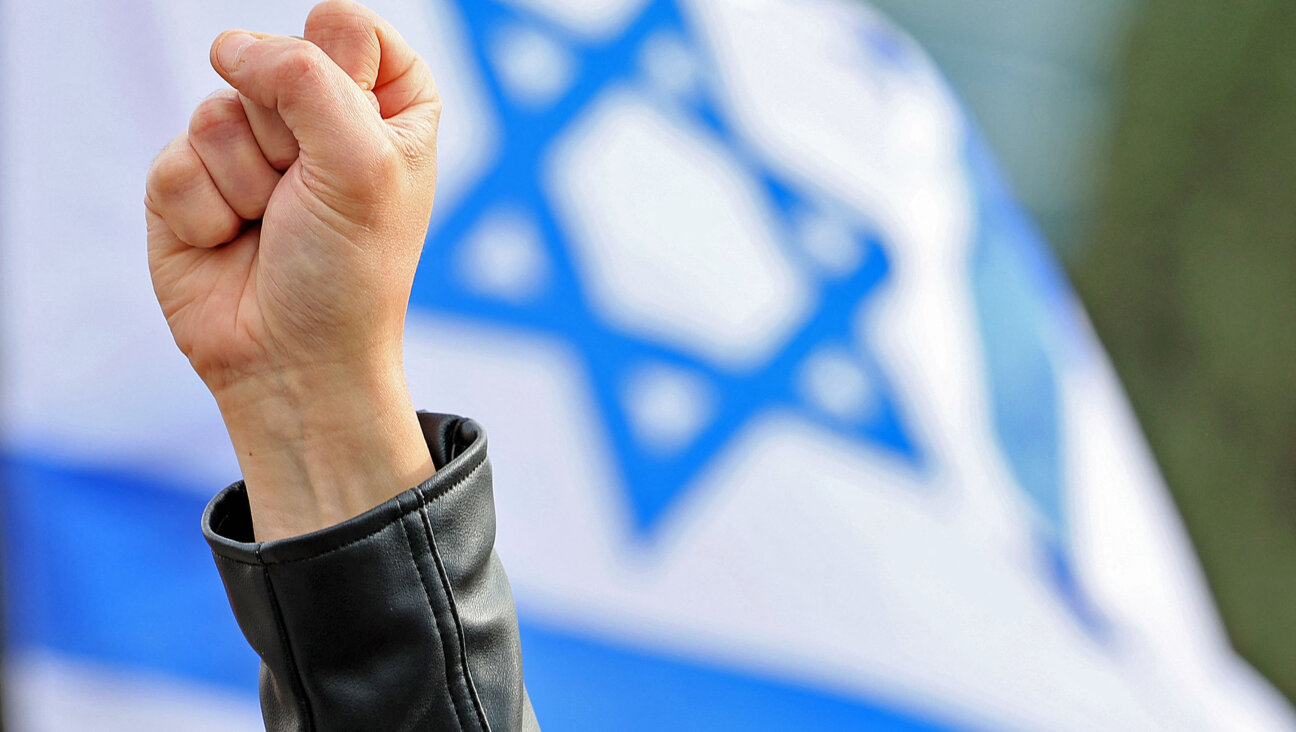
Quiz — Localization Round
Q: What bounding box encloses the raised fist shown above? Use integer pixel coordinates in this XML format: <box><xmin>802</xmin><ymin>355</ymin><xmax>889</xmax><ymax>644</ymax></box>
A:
<box><xmin>145</xmin><ymin>1</ymin><xmax>442</xmax><ymax>540</ymax></box>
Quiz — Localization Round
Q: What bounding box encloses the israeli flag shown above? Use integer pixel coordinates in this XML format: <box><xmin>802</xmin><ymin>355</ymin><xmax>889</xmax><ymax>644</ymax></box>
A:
<box><xmin>2</xmin><ymin>0</ymin><xmax>1292</xmax><ymax>730</ymax></box>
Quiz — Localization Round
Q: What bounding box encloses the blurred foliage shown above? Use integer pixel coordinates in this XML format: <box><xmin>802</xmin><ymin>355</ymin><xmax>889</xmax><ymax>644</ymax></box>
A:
<box><xmin>871</xmin><ymin>0</ymin><xmax>1131</xmax><ymax>256</ymax></box>
<box><xmin>1071</xmin><ymin>0</ymin><xmax>1296</xmax><ymax>702</ymax></box>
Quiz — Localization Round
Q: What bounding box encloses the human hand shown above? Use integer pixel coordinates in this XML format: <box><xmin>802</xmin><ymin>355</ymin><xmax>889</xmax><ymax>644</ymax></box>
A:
<box><xmin>145</xmin><ymin>1</ymin><xmax>441</xmax><ymax>541</ymax></box>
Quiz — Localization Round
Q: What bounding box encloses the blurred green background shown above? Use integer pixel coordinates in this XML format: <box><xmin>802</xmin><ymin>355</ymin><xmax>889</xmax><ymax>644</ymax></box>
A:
<box><xmin>874</xmin><ymin>0</ymin><xmax>1296</xmax><ymax>704</ymax></box>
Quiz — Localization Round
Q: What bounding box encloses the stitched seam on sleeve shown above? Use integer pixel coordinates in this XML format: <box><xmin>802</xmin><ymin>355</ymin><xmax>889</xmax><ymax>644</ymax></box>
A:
<box><xmin>422</xmin><ymin>452</ymin><xmax>487</xmax><ymax>504</ymax></box>
<box><xmin>420</xmin><ymin>503</ymin><xmax>492</xmax><ymax>732</ymax></box>
<box><xmin>400</xmin><ymin>513</ymin><xmax>468</xmax><ymax>732</ymax></box>
<box><xmin>211</xmin><ymin>522</ymin><xmax>394</xmax><ymax>566</ymax></box>
<box><xmin>214</xmin><ymin>553</ymin><xmax>262</xmax><ymax>568</ymax></box>
<box><xmin>213</xmin><ymin>461</ymin><xmax>489</xmax><ymax>568</ymax></box>
<box><xmin>259</xmin><ymin>556</ymin><xmax>316</xmax><ymax>732</ymax></box>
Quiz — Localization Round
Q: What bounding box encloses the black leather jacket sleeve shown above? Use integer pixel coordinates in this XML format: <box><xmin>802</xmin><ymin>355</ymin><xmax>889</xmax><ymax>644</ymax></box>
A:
<box><xmin>201</xmin><ymin>412</ymin><xmax>540</xmax><ymax>732</ymax></box>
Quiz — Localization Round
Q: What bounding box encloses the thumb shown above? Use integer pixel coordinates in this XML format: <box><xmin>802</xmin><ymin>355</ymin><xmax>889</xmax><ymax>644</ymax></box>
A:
<box><xmin>210</xmin><ymin>31</ymin><xmax>384</xmax><ymax>168</ymax></box>
<box><xmin>302</xmin><ymin>1</ymin><xmax>441</xmax><ymax>160</ymax></box>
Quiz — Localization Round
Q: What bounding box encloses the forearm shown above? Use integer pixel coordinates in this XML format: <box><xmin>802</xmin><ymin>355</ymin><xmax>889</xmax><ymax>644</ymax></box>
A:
<box><xmin>212</xmin><ymin>358</ymin><xmax>435</xmax><ymax>542</ymax></box>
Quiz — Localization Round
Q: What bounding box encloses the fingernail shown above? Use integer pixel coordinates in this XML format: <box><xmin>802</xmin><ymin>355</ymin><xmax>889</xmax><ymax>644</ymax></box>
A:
<box><xmin>214</xmin><ymin>31</ymin><xmax>257</xmax><ymax>72</ymax></box>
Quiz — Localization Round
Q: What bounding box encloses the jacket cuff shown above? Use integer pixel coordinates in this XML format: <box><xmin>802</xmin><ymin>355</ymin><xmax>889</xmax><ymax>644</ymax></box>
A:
<box><xmin>203</xmin><ymin>412</ymin><xmax>537</xmax><ymax>732</ymax></box>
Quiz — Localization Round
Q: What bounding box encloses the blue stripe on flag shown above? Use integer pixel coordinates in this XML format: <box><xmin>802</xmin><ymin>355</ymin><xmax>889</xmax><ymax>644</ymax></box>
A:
<box><xmin>2</xmin><ymin>454</ymin><xmax>990</xmax><ymax>731</ymax></box>
<box><xmin>1</xmin><ymin>454</ymin><xmax>260</xmax><ymax>692</ymax></box>
<box><xmin>520</xmin><ymin>620</ymin><xmax>988</xmax><ymax>731</ymax></box>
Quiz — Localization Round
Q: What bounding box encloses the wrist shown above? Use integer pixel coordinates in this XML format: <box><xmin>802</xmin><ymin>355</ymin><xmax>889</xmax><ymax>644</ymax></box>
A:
<box><xmin>213</xmin><ymin>359</ymin><xmax>435</xmax><ymax>542</ymax></box>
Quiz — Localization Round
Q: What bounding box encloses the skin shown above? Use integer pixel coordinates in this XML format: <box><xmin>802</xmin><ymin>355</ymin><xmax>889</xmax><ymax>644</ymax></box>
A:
<box><xmin>144</xmin><ymin>0</ymin><xmax>442</xmax><ymax>542</ymax></box>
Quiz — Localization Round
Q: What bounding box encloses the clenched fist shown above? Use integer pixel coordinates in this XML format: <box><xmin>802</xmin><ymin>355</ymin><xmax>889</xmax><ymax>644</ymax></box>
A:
<box><xmin>145</xmin><ymin>1</ymin><xmax>442</xmax><ymax>541</ymax></box>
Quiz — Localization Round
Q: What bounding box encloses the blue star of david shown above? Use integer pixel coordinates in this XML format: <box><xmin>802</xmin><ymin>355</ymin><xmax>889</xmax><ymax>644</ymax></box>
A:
<box><xmin>410</xmin><ymin>0</ymin><xmax>923</xmax><ymax>533</ymax></box>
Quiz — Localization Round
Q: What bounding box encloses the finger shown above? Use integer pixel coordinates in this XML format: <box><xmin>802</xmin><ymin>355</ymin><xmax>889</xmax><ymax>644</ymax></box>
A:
<box><xmin>210</xmin><ymin>31</ymin><xmax>385</xmax><ymax>167</ymax></box>
<box><xmin>239</xmin><ymin>93</ymin><xmax>299</xmax><ymax>171</ymax></box>
<box><xmin>145</xmin><ymin>134</ymin><xmax>243</xmax><ymax>248</ymax></box>
<box><xmin>302</xmin><ymin>1</ymin><xmax>440</xmax><ymax>154</ymax></box>
<box><xmin>304</xmin><ymin>2</ymin><xmax>380</xmax><ymax>94</ymax></box>
<box><xmin>188</xmin><ymin>90</ymin><xmax>282</xmax><ymax>220</ymax></box>
<box><xmin>145</xmin><ymin>205</ymin><xmax>196</xmax><ymax>292</ymax></box>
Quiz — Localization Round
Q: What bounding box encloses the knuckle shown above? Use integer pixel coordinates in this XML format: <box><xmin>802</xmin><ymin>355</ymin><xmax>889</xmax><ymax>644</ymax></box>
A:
<box><xmin>146</xmin><ymin>143</ymin><xmax>201</xmax><ymax>200</ymax></box>
<box><xmin>301</xmin><ymin>138</ymin><xmax>401</xmax><ymax>208</ymax></box>
<box><xmin>305</xmin><ymin>0</ymin><xmax>357</xmax><ymax>28</ymax></box>
<box><xmin>307</xmin><ymin>12</ymin><xmax>376</xmax><ymax>53</ymax></box>
<box><xmin>188</xmin><ymin>91</ymin><xmax>244</xmax><ymax>144</ymax></box>
<box><xmin>175</xmin><ymin>206</ymin><xmax>242</xmax><ymax>248</ymax></box>
<box><xmin>403</xmin><ymin>130</ymin><xmax>437</xmax><ymax>173</ymax></box>
<box><xmin>216</xmin><ymin>210</ymin><xmax>244</xmax><ymax>243</ymax></box>
<box><xmin>276</xmin><ymin>45</ymin><xmax>329</xmax><ymax>90</ymax></box>
<box><xmin>144</xmin><ymin>195</ymin><xmax>171</xmax><ymax>232</ymax></box>
<box><xmin>265</xmin><ymin>145</ymin><xmax>299</xmax><ymax>172</ymax></box>
<box><xmin>428</xmin><ymin>93</ymin><xmax>444</xmax><ymax>124</ymax></box>
<box><xmin>393</xmin><ymin>112</ymin><xmax>439</xmax><ymax>173</ymax></box>
<box><xmin>305</xmin><ymin>1</ymin><xmax>381</xmax><ymax>54</ymax></box>
<box><xmin>419</xmin><ymin>59</ymin><xmax>443</xmax><ymax>116</ymax></box>
<box><xmin>367</xmin><ymin>139</ymin><xmax>405</xmax><ymax>185</ymax></box>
